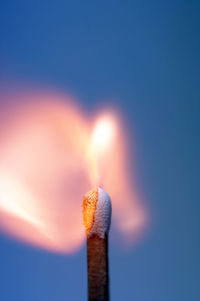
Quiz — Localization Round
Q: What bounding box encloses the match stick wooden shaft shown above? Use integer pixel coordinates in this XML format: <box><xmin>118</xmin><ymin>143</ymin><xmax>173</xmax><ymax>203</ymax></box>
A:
<box><xmin>87</xmin><ymin>234</ymin><xmax>109</xmax><ymax>301</ymax></box>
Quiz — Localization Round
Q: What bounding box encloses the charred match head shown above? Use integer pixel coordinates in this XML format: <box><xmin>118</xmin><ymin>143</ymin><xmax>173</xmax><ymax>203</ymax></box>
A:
<box><xmin>83</xmin><ymin>187</ymin><xmax>111</xmax><ymax>238</ymax></box>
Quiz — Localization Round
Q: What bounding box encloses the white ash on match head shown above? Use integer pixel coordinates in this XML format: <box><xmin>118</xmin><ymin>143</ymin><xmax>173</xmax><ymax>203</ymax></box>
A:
<box><xmin>83</xmin><ymin>187</ymin><xmax>111</xmax><ymax>238</ymax></box>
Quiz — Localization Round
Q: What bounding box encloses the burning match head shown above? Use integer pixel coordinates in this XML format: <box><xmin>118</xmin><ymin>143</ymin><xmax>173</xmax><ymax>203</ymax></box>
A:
<box><xmin>83</xmin><ymin>187</ymin><xmax>111</xmax><ymax>238</ymax></box>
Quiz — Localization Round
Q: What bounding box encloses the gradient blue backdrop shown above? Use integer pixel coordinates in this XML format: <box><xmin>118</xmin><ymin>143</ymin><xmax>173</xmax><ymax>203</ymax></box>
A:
<box><xmin>0</xmin><ymin>1</ymin><xmax>199</xmax><ymax>300</ymax></box>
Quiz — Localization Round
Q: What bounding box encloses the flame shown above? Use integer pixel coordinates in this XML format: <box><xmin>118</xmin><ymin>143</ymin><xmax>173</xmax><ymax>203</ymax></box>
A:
<box><xmin>0</xmin><ymin>89</ymin><xmax>146</xmax><ymax>253</ymax></box>
<box><xmin>91</xmin><ymin>117</ymin><xmax>115</xmax><ymax>153</ymax></box>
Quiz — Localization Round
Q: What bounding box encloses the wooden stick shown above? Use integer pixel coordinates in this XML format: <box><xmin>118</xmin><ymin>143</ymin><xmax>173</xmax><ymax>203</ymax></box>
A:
<box><xmin>87</xmin><ymin>234</ymin><xmax>109</xmax><ymax>301</ymax></box>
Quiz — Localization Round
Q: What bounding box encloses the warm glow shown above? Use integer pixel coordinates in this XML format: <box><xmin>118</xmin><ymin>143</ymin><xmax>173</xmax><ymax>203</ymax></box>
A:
<box><xmin>0</xmin><ymin>88</ymin><xmax>147</xmax><ymax>253</ymax></box>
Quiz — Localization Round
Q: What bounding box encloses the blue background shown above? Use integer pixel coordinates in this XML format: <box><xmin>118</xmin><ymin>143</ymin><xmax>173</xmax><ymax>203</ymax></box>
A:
<box><xmin>0</xmin><ymin>1</ymin><xmax>199</xmax><ymax>300</ymax></box>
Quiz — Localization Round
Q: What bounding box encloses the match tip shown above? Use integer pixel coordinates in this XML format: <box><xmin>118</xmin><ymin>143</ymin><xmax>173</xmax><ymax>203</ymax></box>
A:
<box><xmin>83</xmin><ymin>187</ymin><xmax>111</xmax><ymax>238</ymax></box>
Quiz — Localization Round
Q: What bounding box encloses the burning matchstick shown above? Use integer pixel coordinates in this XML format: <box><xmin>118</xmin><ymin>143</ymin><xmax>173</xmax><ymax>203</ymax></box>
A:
<box><xmin>83</xmin><ymin>187</ymin><xmax>111</xmax><ymax>301</ymax></box>
<box><xmin>0</xmin><ymin>94</ymin><xmax>147</xmax><ymax>301</ymax></box>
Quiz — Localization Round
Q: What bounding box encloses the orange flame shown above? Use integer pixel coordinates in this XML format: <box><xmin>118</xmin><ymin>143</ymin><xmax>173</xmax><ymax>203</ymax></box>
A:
<box><xmin>0</xmin><ymin>89</ymin><xmax>146</xmax><ymax>253</ymax></box>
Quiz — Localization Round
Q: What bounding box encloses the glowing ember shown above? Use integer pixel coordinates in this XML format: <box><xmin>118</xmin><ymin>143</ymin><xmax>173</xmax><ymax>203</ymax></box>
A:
<box><xmin>0</xmin><ymin>89</ymin><xmax>146</xmax><ymax>253</ymax></box>
<box><xmin>82</xmin><ymin>188</ymin><xmax>98</xmax><ymax>235</ymax></box>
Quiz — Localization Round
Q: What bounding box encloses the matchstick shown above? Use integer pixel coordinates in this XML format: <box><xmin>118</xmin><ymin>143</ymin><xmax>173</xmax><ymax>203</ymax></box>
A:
<box><xmin>83</xmin><ymin>187</ymin><xmax>111</xmax><ymax>301</ymax></box>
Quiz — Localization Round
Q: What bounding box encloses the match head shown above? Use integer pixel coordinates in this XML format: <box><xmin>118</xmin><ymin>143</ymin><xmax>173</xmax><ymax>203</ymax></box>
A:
<box><xmin>83</xmin><ymin>187</ymin><xmax>111</xmax><ymax>238</ymax></box>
